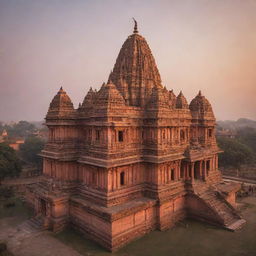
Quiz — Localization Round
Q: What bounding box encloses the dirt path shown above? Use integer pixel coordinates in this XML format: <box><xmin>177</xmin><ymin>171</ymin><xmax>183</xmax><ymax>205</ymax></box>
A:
<box><xmin>9</xmin><ymin>231</ymin><xmax>82</xmax><ymax>256</ymax></box>
<box><xmin>0</xmin><ymin>222</ymin><xmax>82</xmax><ymax>256</ymax></box>
<box><xmin>0</xmin><ymin>198</ymin><xmax>82</xmax><ymax>256</ymax></box>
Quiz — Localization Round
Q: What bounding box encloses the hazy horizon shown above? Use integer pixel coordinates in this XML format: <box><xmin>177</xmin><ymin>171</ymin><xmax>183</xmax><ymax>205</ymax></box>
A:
<box><xmin>1</xmin><ymin>0</ymin><xmax>256</xmax><ymax>122</ymax></box>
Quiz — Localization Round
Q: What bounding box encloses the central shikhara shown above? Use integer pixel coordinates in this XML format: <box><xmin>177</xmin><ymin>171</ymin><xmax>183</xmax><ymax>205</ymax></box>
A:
<box><xmin>27</xmin><ymin>22</ymin><xmax>245</xmax><ymax>251</ymax></box>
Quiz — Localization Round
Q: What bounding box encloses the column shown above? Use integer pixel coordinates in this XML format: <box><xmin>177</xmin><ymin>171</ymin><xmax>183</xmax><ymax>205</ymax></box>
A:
<box><xmin>191</xmin><ymin>163</ymin><xmax>194</xmax><ymax>182</ymax></box>
<box><xmin>212</xmin><ymin>155</ymin><xmax>215</xmax><ymax>170</ymax></box>
<box><xmin>200</xmin><ymin>161</ymin><xmax>203</xmax><ymax>179</ymax></box>
<box><xmin>203</xmin><ymin>160</ymin><xmax>207</xmax><ymax>181</ymax></box>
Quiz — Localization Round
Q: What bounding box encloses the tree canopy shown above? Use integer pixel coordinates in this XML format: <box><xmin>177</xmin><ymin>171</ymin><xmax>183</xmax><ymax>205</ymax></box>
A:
<box><xmin>0</xmin><ymin>143</ymin><xmax>21</xmax><ymax>182</ymax></box>
<box><xmin>1</xmin><ymin>121</ymin><xmax>36</xmax><ymax>138</ymax></box>
<box><xmin>217</xmin><ymin>136</ymin><xmax>255</xmax><ymax>168</ymax></box>
<box><xmin>19</xmin><ymin>136</ymin><xmax>44</xmax><ymax>167</ymax></box>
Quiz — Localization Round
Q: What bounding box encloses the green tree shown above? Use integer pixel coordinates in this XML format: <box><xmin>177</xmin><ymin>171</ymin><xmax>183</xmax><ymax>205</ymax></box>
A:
<box><xmin>217</xmin><ymin>137</ymin><xmax>254</xmax><ymax>168</ymax></box>
<box><xmin>19</xmin><ymin>136</ymin><xmax>44</xmax><ymax>167</ymax></box>
<box><xmin>0</xmin><ymin>143</ymin><xmax>22</xmax><ymax>183</ymax></box>
<box><xmin>237</xmin><ymin>127</ymin><xmax>256</xmax><ymax>154</ymax></box>
<box><xmin>6</xmin><ymin>121</ymin><xmax>36</xmax><ymax>138</ymax></box>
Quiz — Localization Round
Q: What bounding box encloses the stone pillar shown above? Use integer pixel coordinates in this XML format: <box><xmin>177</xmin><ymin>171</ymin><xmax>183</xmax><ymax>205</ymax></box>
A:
<box><xmin>191</xmin><ymin>163</ymin><xmax>194</xmax><ymax>182</ymax></box>
<box><xmin>203</xmin><ymin>160</ymin><xmax>207</xmax><ymax>181</ymax></box>
<box><xmin>200</xmin><ymin>161</ymin><xmax>203</xmax><ymax>179</ymax></box>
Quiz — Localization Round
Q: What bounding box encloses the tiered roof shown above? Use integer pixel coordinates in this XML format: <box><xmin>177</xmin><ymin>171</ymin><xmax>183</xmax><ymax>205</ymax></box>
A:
<box><xmin>176</xmin><ymin>91</ymin><xmax>189</xmax><ymax>109</ymax></box>
<box><xmin>189</xmin><ymin>91</ymin><xmax>215</xmax><ymax>119</ymax></box>
<box><xmin>47</xmin><ymin>87</ymin><xmax>75</xmax><ymax>118</ymax></box>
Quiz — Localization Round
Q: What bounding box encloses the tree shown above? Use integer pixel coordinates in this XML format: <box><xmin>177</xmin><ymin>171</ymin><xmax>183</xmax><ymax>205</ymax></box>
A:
<box><xmin>19</xmin><ymin>136</ymin><xmax>44</xmax><ymax>167</ymax></box>
<box><xmin>0</xmin><ymin>143</ymin><xmax>21</xmax><ymax>183</ymax></box>
<box><xmin>217</xmin><ymin>137</ymin><xmax>254</xmax><ymax>168</ymax></box>
<box><xmin>237</xmin><ymin>127</ymin><xmax>256</xmax><ymax>154</ymax></box>
<box><xmin>5</xmin><ymin>121</ymin><xmax>36</xmax><ymax>138</ymax></box>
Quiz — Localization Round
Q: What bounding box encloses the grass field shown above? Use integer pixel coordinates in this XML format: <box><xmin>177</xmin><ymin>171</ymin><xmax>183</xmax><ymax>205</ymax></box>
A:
<box><xmin>55</xmin><ymin>197</ymin><xmax>256</xmax><ymax>256</ymax></box>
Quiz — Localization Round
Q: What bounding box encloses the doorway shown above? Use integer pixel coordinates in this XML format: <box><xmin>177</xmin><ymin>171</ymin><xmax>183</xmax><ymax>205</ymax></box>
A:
<box><xmin>40</xmin><ymin>199</ymin><xmax>47</xmax><ymax>216</ymax></box>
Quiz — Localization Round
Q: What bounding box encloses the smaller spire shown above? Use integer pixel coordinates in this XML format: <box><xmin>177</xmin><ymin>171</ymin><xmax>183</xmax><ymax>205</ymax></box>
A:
<box><xmin>178</xmin><ymin>90</ymin><xmax>183</xmax><ymax>96</ymax></box>
<box><xmin>198</xmin><ymin>90</ymin><xmax>202</xmax><ymax>96</ymax></box>
<box><xmin>133</xmin><ymin>18</ymin><xmax>138</xmax><ymax>34</ymax></box>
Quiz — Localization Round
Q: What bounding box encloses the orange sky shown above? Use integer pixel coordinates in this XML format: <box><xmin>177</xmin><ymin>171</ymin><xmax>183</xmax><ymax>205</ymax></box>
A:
<box><xmin>0</xmin><ymin>0</ymin><xmax>255</xmax><ymax>121</ymax></box>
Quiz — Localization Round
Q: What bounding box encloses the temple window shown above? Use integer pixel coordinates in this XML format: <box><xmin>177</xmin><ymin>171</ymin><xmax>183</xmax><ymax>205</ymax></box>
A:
<box><xmin>96</xmin><ymin>130</ymin><xmax>100</xmax><ymax>141</ymax></box>
<box><xmin>120</xmin><ymin>171</ymin><xmax>125</xmax><ymax>186</ymax></box>
<box><xmin>118</xmin><ymin>131</ymin><xmax>124</xmax><ymax>142</ymax></box>
<box><xmin>170</xmin><ymin>168</ymin><xmax>175</xmax><ymax>181</ymax></box>
<box><xmin>208</xmin><ymin>129</ymin><xmax>213</xmax><ymax>138</ymax></box>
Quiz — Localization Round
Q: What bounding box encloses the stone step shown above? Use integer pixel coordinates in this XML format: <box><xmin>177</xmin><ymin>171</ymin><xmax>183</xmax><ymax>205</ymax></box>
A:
<box><xmin>199</xmin><ymin>190</ymin><xmax>242</xmax><ymax>225</ymax></box>
<box><xmin>193</xmin><ymin>183</ymin><xmax>246</xmax><ymax>231</ymax></box>
<box><xmin>226</xmin><ymin>219</ymin><xmax>246</xmax><ymax>231</ymax></box>
<box><xmin>18</xmin><ymin>217</ymin><xmax>46</xmax><ymax>234</ymax></box>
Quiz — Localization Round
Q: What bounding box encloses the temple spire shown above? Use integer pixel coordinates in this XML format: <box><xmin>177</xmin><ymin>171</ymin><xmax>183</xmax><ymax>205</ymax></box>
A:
<box><xmin>133</xmin><ymin>18</ymin><xmax>138</xmax><ymax>34</ymax></box>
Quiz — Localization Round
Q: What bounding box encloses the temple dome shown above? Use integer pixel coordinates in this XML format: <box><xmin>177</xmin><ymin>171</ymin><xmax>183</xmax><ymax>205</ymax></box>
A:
<box><xmin>47</xmin><ymin>87</ymin><xmax>74</xmax><ymax>118</ymax></box>
<box><xmin>109</xmin><ymin>22</ymin><xmax>162</xmax><ymax>107</ymax></box>
<box><xmin>189</xmin><ymin>91</ymin><xmax>215</xmax><ymax>119</ymax></box>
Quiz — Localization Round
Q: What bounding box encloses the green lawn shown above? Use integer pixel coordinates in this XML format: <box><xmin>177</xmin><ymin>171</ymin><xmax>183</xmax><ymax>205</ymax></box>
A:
<box><xmin>55</xmin><ymin>197</ymin><xmax>256</xmax><ymax>256</ymax></box>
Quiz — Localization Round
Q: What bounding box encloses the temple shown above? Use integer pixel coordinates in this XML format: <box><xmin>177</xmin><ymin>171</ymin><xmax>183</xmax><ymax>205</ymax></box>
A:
<box><xmin>27</xmin><ymin>21</ymin><xmax>245</xmax><ymax>251</ymax></box>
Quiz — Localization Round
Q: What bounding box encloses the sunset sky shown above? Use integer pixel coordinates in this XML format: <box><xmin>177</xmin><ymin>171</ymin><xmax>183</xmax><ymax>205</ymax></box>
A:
<box><xmin>0</xmin><ymin>0</ymin><xmax>256</xmax><ymax>122</ymax></box>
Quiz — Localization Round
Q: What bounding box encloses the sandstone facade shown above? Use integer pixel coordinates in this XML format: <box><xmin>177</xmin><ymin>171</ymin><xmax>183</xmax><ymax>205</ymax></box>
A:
<box><xmin>27</xmin><ymin>22</ymin><xmax>245</xmax><ymax>251</ymax></box>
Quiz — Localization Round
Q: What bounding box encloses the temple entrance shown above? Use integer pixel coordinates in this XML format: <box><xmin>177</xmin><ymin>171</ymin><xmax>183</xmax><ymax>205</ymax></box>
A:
<box><xmin>40</xmin><ymin>199</ymin><xmax>47</xmax><ymax>216</ymax></box>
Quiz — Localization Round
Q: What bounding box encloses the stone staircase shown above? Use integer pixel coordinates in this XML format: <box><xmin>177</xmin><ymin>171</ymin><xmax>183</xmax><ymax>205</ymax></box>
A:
<box><xmin>192</xmin><ymin>181</ymin><xmax>246</xmax><ymax>231</ymax></box>
<box><xmin>17</xmin><ymin>216</ymin><xmax>48</xmax><ymax>234</ymax></box>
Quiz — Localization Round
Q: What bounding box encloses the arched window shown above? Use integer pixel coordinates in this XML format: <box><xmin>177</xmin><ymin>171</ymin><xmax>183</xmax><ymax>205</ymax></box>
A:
<box><xmin>120</xmin><ymin>171</ymin><xmax>125</xmax><ymax>186</ymax></box>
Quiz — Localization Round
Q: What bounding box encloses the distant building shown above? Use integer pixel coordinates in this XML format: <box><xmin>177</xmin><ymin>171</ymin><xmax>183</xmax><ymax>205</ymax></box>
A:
<box><xmin>9</xmin><ymin>139</ymin><xmax>25</xmax><ymax>150</ymax></box>
<box><xmin>27</xmin><ymin>22</ymin><xmax>245</xmax><ymax>251</ymax></box>
<box><xmin>217</xmin><ymin>129</ymin><xmax>237</xmax><ymax>139</ymax></box>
